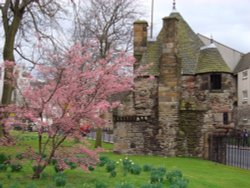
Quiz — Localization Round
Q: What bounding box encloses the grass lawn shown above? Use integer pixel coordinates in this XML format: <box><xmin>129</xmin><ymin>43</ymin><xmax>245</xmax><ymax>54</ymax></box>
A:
<box><xmin>0</xmin><ymin>131</ymin><xmax>250</xmax><ymax>187</ymax></box>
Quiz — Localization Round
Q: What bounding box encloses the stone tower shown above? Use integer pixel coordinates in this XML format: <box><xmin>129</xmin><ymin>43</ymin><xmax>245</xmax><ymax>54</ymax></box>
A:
<box><xmin>157</xmin><ymin>16</ymin><xmax>180</xmax><ymax>156</ymax></box>
<box><xmin>113</xmin><ymin>7</ymin><xmax>238</xmax><ymax>157</ymax></box>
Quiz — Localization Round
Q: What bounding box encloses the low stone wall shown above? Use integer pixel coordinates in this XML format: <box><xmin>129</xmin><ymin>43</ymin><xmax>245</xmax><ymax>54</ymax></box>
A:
<box><xmin>113</xmin><ymin>117</ymin><xmax>162</xmax><ymax>155</ymax></box>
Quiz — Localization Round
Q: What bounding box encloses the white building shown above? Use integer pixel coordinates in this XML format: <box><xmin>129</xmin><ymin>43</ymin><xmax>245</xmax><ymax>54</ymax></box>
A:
<box><xmin>235</xmin><ymin>54</ymin><xmax>250</xmax><ymax>105</ymax></box>
<box><xmin>12</xmin><ymin>65</ymin><xmax>30</xmax><ymax>106</ymax></box>
<box><xmin>234</xmin><ymin>53</ymin><xmax>250</xmax><ymax>128</ymax></box>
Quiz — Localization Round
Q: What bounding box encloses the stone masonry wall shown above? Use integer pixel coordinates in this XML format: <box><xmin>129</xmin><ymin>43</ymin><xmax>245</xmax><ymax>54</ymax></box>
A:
<box><xmin>178</xmin><ymin>75</ymin><xmax>205</xmax><ymax>157</ymax></box>
<box><xmin>177</xmin><ymin>110</ymin><xmax>205</xmax><ymax>157</ymax></box>
<box><xmin>157</xmin><ymin>16</ymin><xmax>180</xmax><ymax>156</ymax></box>
<box><xmin>113</xmin><ymin>76</ymin><xmax>158</xmax><ymax>154</ymax></box>
<box><xmin>113</xmin><ymin>118</ymin><xmax>161</xmax><ymax>154</ymax></box>
<box><xmin>114</xmin><ymin>15</ymin><xmax>237</xmax><ymax>158</ymax></box>
<box><xmin>179</xmin><ymin>73</ymin><xmax>237</xmax><ymax>157</ymax></box>
<box><xmin>134</xmin><ymin>77</ymin><xmax>158</xmax><ymax>118</ymax></box>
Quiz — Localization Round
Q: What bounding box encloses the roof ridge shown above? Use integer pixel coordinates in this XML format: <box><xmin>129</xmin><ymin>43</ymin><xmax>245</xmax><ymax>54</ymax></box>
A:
<box><xmin>197</xmin><ymin>33</ymin><xmax>244</xmax><ymax>54</ymax></box>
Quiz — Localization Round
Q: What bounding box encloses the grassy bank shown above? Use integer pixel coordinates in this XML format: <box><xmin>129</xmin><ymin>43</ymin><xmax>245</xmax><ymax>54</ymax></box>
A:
<box><xmin>0</xmin><ymin>131</ymin><xmax>250</xmax><ymax>187</ymax></box>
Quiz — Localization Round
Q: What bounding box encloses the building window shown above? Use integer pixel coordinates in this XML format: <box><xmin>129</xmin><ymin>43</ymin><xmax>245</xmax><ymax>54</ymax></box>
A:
<box><xmin>242</xmin><ymin>70</ymin><xmax>248</xmax><ymax>80</ymax></box>
<box><xmin>242</xmin><ymin>90</ymin><xmax>248</xmax><ymax>102</ymax></box>
<box><xmin>223</xmin><ymin>112</ymin><xmax>229</xmax><ymax>125</ymax></box>
<box><xmin>210</xmin><ymin>74</ymin><xmax>222</xmax><ymax>90</ymax></box>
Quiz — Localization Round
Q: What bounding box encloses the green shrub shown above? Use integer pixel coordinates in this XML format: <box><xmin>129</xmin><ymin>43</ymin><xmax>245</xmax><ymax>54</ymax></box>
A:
<box><xmin>98</xmin><ymin>156</ymin><xmax>110</xmax><ymax>167</ymax></box>
<box><xmin>115</xmin><ymin>183</ymin><xmax>134</xmax><ymax>188</ymax></box>
<box><xmin>6</xmin><ymin>172</ymin><xmax>11</xmax><ymax>179</ymax></box>
<box><xmin>150</xmin><ymin>167</ymin><xmax>166</xmax><ymax>183</ymax></box>
<box><xmin>67</xmin><ymin>161</ymin><xmax>77</xmax><ymax>169</ymax></box>
<box><xmin>0</xmin><ymin>164</ymin><xmax>7</xmax><ymax>172</ymax></box>
<box><xmin>26</xmin><ymin>183</ymin><xmax>38</xmax><ymax>188</ymax></box>
<box><xmin>51</xmin><ymin>159</ymin><xmax>57</xmax><ymax>165</ymax></box>
<box><xmin>9</xmin><ymin>182</ymin><xmax>20</xmax><ymax>188</ymax></box>
<box><xmin>88</xmin><ymin>166</ymin><xmax>95</xmax><ymax>171</ymax></box>
<box><xmin>10</xmin><ymin>163</ymin><xmax>22</xmax><ymax>172</ymax></box>
<box><xmin>143</xmin><ymin>164</ymin><xmax>152</xmax><ymax>172</ymax></box>
<box><xmin>122</xmin><ymin>158</ymin><xmax>133</xmax><ymax>171</ymax></box>
<box><xmin>157</xmin><ymin>167</ymin><xmax>166</xmax><ymax>175</ymax></box>
<box><xmin>166</xmin><ymin>169</ymin><xmax>188</xmax><ymax>188</ymax></box>
<box><xmin>0</xmin><ymin>181</ymin><xmax>2</xmax><ymax>188</ymax></box>
<box><xmin>166</xmin><ymin>169</ymin><xmax>183</xmax><ymax>184</ymax></box>
<box><xmin>0</xmin><ymin>153</ymin><xmax>9</xmax><ymax>164</ymax></box>
<box><xmin>95</xmin><ymin>182</ymin><xmax>108</xmax><ymax>188</ymax></box>
<box><xmin>150</xmin><ymin>172</ymin><xmax>163</xmax><ymax>184</ymax></box>
<box><xmin>106</xmin><ymin>161</ymin><xmax>116</xmax><ymax>172</ymax></box>
<box><xmin>141</xmin><ymin>183</ymin><xmax>163</xmax><ymax>188</ymax></box>
<box><xmin>110</xmin><ymin>170</ymin><xmax>117</xmax><ymax>177</ymax></box>
<box><xmin>15</xmin><ymin>153</ymin><xmax>23</xmax><ymax>160</ymax></box>
<box><xmin>54</xmin><ymin>173</ymin><xmax>66</xmax><ymax>187</ymax></box>
<box><xmin>129</xmin><ymin>164</ymin><xmax>142</xmax><ymax>175</ymax></box>
<box><xmin>40</xmin><ymin>172</ymin><xmax>49</xmax><ymax>180</ymax></box>
<box><xmin>169</xmin><ymin>178</ymin><xmax>188</xmax><ymax>188</ymax></box>
<box><xmin>55</xmin><ymin>176</ymin><xmax>66</xmax><ymax>187</ymax></box>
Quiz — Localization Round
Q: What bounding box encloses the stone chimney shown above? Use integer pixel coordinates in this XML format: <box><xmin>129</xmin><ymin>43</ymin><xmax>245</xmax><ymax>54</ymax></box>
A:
<box><xmin>157</xmin><ymin>16</ymin><xmax>180</xmax><ymax>156</ymax></box>
<box><xmin>161</xmin><ymin>16</ymin><xmax>178</xmax><ymax>54</ymax></box>
<box><xmin>133</xmin><ymin>20</ymin><xmax>148</xmax><ymax>61</ymax></box>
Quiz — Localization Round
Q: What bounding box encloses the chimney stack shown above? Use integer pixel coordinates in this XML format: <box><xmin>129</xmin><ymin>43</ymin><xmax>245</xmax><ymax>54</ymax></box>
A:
<box><xmin>133</xmin><ymin>20</ymin><xmax>148</xmax><ymax>61</ymax></box>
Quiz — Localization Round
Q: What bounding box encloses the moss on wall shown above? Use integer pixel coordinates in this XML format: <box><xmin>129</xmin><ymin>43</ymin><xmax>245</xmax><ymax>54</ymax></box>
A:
<box><xmin>177</xmin><ymin>110</ymin><xmax>204</xmax><ymax>156</ymax></box>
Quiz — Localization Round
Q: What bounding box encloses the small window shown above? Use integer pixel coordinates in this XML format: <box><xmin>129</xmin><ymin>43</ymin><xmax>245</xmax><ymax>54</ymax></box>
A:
<box><xmin>223</xmin><ymin>112</ymin><xmax>229</xmax><ymax>125</ymax></box>
<box><xmin>242</xmin><ymin>90</ymin><xmax>248</xmax><ymax>102</ymax></box>
<box><xmin>242</xmin><ymin>71</ymin><xmax>248</xmax><ymax>80</ymax></box>
<box><xmin>210</xmin><ymin>74</ymin><xmax>222</xmax><ymax>90</ymax></box>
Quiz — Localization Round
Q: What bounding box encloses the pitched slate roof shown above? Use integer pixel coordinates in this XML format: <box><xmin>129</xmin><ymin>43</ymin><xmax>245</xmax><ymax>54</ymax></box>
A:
<box><xmin>196</xmin><ymin>44</ymin><xmax>231</xmax><ymax>74</ymax></box>
<box><xmin>140</xmin><ymin>41</ymin><xmax>160</xmax><ymax>75</ymax></box>
<box><xmin>234</xmin><ymin>53</ymin><xmax>250</xmax><ymax>73</ymax></box>
<box><xmin>139</xmin><ymin>11</ymin><xmax>234</xmax><ymax>76</ymax></box>
<box><xmin>168</xmin><ymin>12</ymin><xmax>204</xmax><ymax>75</ymax></box>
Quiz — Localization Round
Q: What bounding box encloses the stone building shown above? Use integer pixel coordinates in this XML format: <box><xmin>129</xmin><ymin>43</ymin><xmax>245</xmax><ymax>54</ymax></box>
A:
<box><xmin>113</xmin><ymin>6</ymin><xmax>246</xmax><ymax>158</ymax></box>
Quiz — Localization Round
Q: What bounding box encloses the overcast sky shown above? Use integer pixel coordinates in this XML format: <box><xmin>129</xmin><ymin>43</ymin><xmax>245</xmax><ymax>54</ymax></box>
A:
<box><xmin>141</xmin><ymin>0</ymin><xmax>250</xmax><ymax>53</ymax></box>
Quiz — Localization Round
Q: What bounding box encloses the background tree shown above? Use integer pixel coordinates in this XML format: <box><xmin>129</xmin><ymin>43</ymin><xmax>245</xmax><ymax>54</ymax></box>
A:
<box><xmin>1</xmin><ymin>43</ymin><xmax>134</xmax><ymax>178</ymax></box>
<box><xmin>72</xmin><ymin>0</ymin><xmax>142</xmax><ymax>57</ymax></box>
<box><xmin>72</xmin><ymin>0</ymin><xmax>142</xmax><ymax>147</ymax></box>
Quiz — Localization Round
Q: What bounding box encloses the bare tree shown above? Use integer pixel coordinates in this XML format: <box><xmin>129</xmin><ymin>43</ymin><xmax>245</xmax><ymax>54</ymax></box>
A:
<box><xmin>71</xmin><ymin>0</ymin><xmax>142</xmax><ymax>147</ymax></box>
<box><xmin>72</xmin><ymin>0</ymin><xmax>142</xmax><ymax>58</ymax></box>
<box><xmin>0</xmin><ymin>0</ymin><xmax>69</xmax><ymax>137</ymax></box>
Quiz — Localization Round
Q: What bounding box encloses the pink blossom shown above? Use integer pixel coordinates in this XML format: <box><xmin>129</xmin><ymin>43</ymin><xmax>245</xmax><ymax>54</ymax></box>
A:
<box><xmin>0</xmin><ymin>42</ymin><xmax>135</xmax><ymax>178</ymax></box>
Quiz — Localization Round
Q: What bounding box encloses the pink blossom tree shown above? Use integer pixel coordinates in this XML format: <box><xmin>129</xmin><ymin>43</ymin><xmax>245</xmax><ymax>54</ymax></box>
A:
<box><xmin>1</xmin><ymin>43</ymin><xmax>134</xmax><ymax>179</ymax></box>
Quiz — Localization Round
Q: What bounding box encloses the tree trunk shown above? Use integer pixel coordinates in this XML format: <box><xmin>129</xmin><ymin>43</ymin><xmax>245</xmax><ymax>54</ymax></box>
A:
<box><xmin>0</xmin><ymin>37</ymin><xmax>16</xmax><ymax>137</ymax></box>
<box><xmin>95</xmin><ymin>128</ymin><xmax>102</xmax><ymax>148</ymax></box>
<box><xmin>0</xmin><ymin>6</ymin><xmax>23</xmax><ymax>137</ymax></box>
<box><xmin>32</xmin><ymin>165</ymin><xmax>45</xmax><ymax>179</ymax></box>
